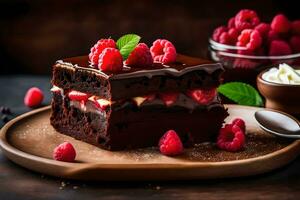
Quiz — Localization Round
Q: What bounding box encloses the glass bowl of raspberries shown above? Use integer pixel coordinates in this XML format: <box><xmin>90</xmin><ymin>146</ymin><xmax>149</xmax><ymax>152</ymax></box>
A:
<box><xmin>209</xmin><ymin>9</ymin><xmax>300</xmax><ymax>86</ymax></box>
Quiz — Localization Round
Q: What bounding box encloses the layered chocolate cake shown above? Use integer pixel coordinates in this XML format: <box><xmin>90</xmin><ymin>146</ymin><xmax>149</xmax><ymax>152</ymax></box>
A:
<box><xmin>50</xmin><ymin>54</ymin><xmax>228</xmax><ymax>150</ymax></box>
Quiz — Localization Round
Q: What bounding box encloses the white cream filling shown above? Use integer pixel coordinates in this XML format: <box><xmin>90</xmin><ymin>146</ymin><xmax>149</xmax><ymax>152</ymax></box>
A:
<box><xmin>51</xmin><ymin>85</ymin><xmax>220</xmax><ymax>113</ymax></box>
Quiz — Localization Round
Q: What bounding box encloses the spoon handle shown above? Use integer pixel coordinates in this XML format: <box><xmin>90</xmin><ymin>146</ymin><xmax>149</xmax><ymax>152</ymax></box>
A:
<box><xmin>267</xmin><ymin>130</ymin><xmax>300</xmax><ymax>139</ymax></box>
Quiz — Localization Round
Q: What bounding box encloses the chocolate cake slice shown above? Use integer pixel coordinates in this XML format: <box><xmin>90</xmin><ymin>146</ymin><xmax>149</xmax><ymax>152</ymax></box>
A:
<box><xmin>50</xmin><ymin>54</ymin><xmax>228</xmax><ymax>150</ymax></box>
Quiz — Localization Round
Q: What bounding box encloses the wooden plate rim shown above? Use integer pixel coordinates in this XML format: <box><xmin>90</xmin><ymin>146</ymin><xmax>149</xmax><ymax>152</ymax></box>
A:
<box><xmin>1</xmin><ymin>105</ymin><xmax>300</xmax><ymax>171</ymax></box>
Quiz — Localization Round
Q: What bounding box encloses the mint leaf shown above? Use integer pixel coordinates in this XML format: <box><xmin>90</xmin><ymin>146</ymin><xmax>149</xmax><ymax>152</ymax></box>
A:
<box><xmin>218</xmin><ymin>82</ymin><xmax>263</xmax><ymax>107</ymax></box>
<box><xmin>116</xmin><ymin>34</ymin><xmax>141</xmax><ymax>60</ymax></box>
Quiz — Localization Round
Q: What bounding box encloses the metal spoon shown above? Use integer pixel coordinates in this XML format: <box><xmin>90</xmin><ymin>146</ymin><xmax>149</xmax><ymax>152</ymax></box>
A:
<box><xmin>255</xmin><ymin>110</ymin><xmax>300</xmax><ymax>139</ymax></box>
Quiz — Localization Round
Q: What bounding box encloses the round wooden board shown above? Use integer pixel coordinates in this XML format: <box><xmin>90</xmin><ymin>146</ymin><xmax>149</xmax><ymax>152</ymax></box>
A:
<box><xmin>1</xmin><ymin>105</ymin><xmax>300</xmax><ymax>181</ymax></box>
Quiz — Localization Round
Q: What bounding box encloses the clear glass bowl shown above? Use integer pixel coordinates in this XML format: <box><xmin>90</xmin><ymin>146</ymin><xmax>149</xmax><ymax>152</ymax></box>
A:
<box><xmin>208</xmin><ymin>38</ymin><xmax>300</xmax><ymax>86</ymax></box>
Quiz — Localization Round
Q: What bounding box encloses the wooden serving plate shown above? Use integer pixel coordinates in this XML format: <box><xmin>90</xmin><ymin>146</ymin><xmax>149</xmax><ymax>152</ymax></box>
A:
<box><xmin>1</xmin><ymin>105</ymin><xmax>300</xmax><ymax>181</ymax></box>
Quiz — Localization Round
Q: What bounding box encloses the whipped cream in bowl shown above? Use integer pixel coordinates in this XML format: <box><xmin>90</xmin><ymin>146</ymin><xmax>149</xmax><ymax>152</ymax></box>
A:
<box><xmin>257</xmin><ymin>63</ymin><xmax>300</xmax><ymax>115</ymax></box>
<box><xmin>262</xmin><ymin>63</ymin><xmax>300</xmax><ymax>85</ymax></box>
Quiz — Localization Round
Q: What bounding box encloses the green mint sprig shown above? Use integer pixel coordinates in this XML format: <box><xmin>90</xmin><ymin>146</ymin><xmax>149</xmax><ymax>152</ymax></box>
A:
<box><xmin>218</xmin><ymin>82</ymin><xmax>263</xmax><ymax>107</ymax></box>
<box><xmin>116</xmin><ymin>34</ymin><xmax>141</xmax><ymax>60</ymax></box>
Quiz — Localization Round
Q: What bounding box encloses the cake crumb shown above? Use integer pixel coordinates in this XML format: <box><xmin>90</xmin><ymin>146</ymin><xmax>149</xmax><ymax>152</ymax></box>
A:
<box><xmin>73</xmin><ymin>186</ymin><xmax>79</xmax><ymax>190</ymax></box>
<box><xmin>156</xmin><ymin>186</ymin><xmax>161</xmax><ymax>190</ymax></box>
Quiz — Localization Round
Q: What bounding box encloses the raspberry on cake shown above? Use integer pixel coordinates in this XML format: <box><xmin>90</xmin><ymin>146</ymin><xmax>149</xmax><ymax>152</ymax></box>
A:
<box><xmin>98</xmin><ymin>48</ymin><xmax>123</xmax><ymax>72</ymax></box>
<box><xmin>150</xmin><ymin>39</ymin><xmax>177</xmax><ymax>64</ymax></box>
<box><xmin>50</xmin><ymin>37</ymin><xmax>228</xmax><ymax>151</ymax></box>
<box><xmin>125</xmin><ymin>43</ymin><xmax>153</xmax><ymax>67</ymax></box>
<box><xmin>89</xmin><ymin>38</ymin><xmax>116</xmax><ymax>66</ymax></box>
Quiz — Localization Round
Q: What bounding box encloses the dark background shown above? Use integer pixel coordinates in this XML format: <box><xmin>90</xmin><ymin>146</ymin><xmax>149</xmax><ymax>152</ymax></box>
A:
<box><xmin>0</xmin><ymin>0</ymin><xmax>299</xmax><ymax>75</ymax></box>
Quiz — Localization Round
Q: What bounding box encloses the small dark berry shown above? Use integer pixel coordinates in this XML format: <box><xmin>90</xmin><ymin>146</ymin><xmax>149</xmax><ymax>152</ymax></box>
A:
<box><xmin>1</xmin><ymin>115</ymin><xmax>9</xmax><ymax>123</ymax></box>
<box><xmin>0</xmin><ymin>106</ymin><xmax>11</xmax><ymax>115</ymax></box>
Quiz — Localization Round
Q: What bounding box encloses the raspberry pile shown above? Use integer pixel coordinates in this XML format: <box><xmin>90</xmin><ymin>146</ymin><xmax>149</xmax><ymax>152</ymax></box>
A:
<box><xmin>212</xmin><ymin>9</ymin><xmax>300</xmax><ymax>58</ymax></box>
<box><xmin>89</xmin><ymin>35</ymin><xmax>177</xmax><ymax>72</ymax></box>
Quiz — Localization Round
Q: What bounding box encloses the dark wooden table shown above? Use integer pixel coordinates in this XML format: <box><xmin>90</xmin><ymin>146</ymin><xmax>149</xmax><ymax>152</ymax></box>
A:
<box><xmin>1</xmin><ymin>76</ymin><xmax>300</xmax><ymax>200</ymax></box>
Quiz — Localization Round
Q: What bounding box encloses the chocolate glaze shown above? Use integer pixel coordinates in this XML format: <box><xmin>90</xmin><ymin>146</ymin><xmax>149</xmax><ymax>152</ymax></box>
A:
<box><xmin>53</xmin><ymin>54</ymin><xmax>224</xmax><ymax>101</ymax></box>
<box><xmin>60</xmin><ymin>54</ymin><xmax>223</xmax><ymax>80</ymax></box>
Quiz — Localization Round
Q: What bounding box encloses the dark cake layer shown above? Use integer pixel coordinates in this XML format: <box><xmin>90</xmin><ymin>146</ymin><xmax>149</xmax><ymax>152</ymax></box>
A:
<box><xmin>50</xmin><ymin>92</ymin><xmax>228</xmax><ymax>151</ymax></box>
<box><xmin>52</xmin><ymin>54</ymin><xmax>223</xmax><ymax>101</ymax></box>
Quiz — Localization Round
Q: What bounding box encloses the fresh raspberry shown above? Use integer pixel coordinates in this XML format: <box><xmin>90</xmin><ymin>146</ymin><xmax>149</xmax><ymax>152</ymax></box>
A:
<box><xmin>186</xmin><ymin>88</ymin><xmax>217</xmax><ymax>105</ymax></box>
<box><xmin>234</xmin><ymin>9</ymin><xmax>260</xmax><ymax>31</ymax></box>
<box><xmin>159</xmin><ymin>92</ymin><xmax>179</xmax><ymax>106</ymax></box>
<box><xmin>291</xmin><ymin>20</ymin><xmax>300</xmax><ymax>35</ymax></box>
<box><xmin>228</xmin><ymin>28</ymin><xmax>239</xmax><ymax>43</ymax></box>
<box><xmin>24</xmin><ymin>87</ymin><xmax>44</xmax><ymax>108</ymax></box>
<box><xmin>271</xmin><ymin>14</ymin><xmax>291</xmax><ymax>34</ymax></box>
<box><xmin>219</xmin><ymin>32</ymin><xmax>232</xmax><ymax>45</ymax></box>
<box><xmin>212</xmin><ymin>26</ymin><xmax>228</xmax><ymax>42</ymax></box>
<box><xmin>125</xmin><ymin>43</ymin><xmax>153</xmax><ymax>67</ymax></box>
<box><xmin>228</xmin><ymin>17</ymin><xmax>236</xmax><ymax>28</ymax></box>
<box><xmin>233</xmin><ymin>58</ymin><xmax>258</xmax><ymax>69</ymax></box>
<box><xmin>150</xmin><ymin>39</ymin><xmax>177</xmax><ymax>64</ymax></box>
<box><xmin>289</xmin><ymin>36</ymin><xmax>300</xmax><ymax>53</ymax></box>
<box><xmin>98</xmin><ymin>48</ymin><xmax>123</xmax><ymax>72</ymax></box>
<box><xmin>53</xmin><ymin>142</ymin><xmax>76</xmax><ymax>162</ymax></box>
<box><xmin>68</xmin><ymin>90</ymin><xmax>90</xmax><ymax>102</ymax></box>
<box><xmin>89</xmin><ymin>39</ymin><xmax>116</xmax><ymax>66</ymax></box>
<box><xmin>267</xmin><ymin>30</ymin><xmax>281</xmax><ymax>43</ymax></box>
<box><xmin>159</xmin><ymin>130</ymin><xmax>183</xmax><ymax>156</ymax></box>
<box><xmin>237</xmin><ymin>29</ymin><xmax>262</xmax><ymax>50</ymax></box>
<box><xmin>255</xmin><ymin>23</ymin><xmax>271</xmax><ymax>38</ymax></box>
<box><xmin>217</xmin><ymin>124</ymin><xmax>245</xmax><ymax>152</ymax></box>
<box><xmin>269</xmin><ymin>40</ymin><xmax>292</xmax><ymax>56</ymax></box>
<box><xmin>232</xmin><ymin>118</ymin><xmax>246</xmax><ymax>132</ymax></box>
<box><xmin>218</xmin><ymin>29</ymin><xmax>239</xmax><ymax>45</ymax></box>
